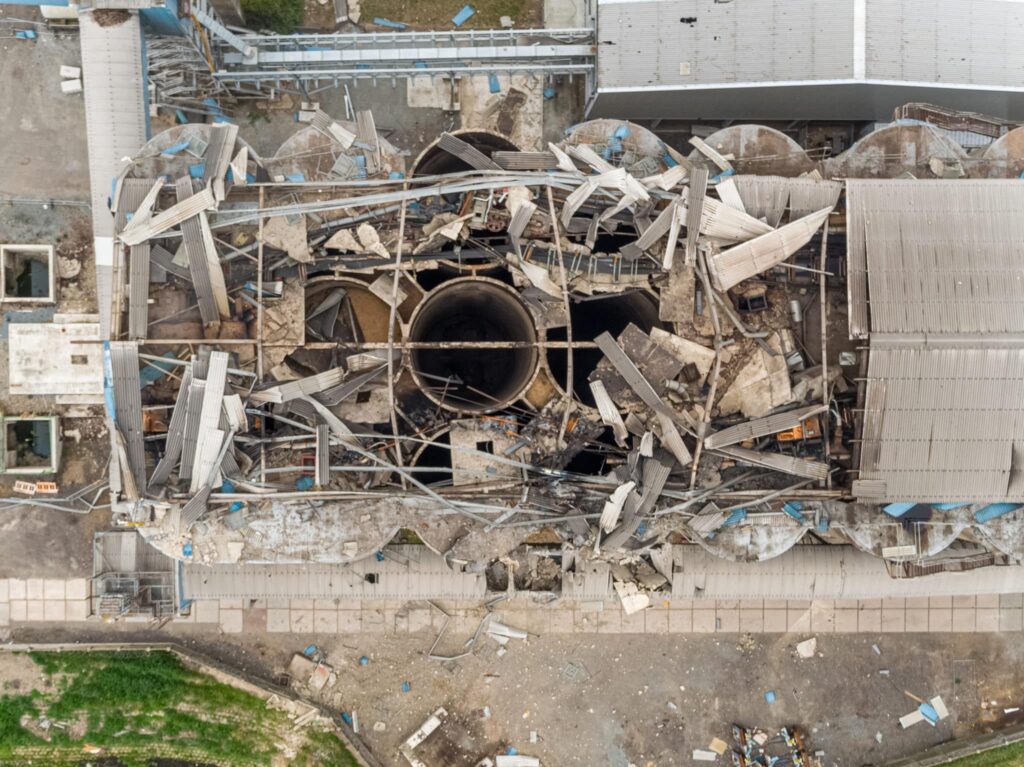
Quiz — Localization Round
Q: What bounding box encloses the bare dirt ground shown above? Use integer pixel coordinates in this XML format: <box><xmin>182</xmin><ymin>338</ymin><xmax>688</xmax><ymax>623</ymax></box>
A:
<box><xmin>358</xmin><ymin>0</ymin><xmax>543</xmax><ymax>30</ymax></box>
<box><xmin>14</xmin><ymin>623</ymin><xmax>1024</xmax><ymax>767</ymax></box>
<box><xmin>0</xmin><ymin>16</ymin><xmax>89</xmax><ymax>201</ymax></box>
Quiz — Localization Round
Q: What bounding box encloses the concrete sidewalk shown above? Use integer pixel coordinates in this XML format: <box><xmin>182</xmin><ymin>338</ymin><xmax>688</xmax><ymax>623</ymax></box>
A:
<box><xmin>4</xmin><ymin>577</ymin><xmax>1020</xmax><ymax>636</ymax></box>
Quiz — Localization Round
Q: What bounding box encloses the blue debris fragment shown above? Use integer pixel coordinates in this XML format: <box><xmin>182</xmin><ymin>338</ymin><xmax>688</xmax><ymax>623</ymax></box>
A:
<box><xmin>919</xmin><ymin>701</ymin><xmax>939</xmax><ymax>723</ymax></box>
<box><xmin>764</xmin><ymin>690</ymin><xmax>776</xmax><ymax>704</ymax></box>
<box><xmin>710</xmin><ymin>168</ymin><xmax>735</xmax><ymax>183</ymax></box>
<box><xmin>489</xmin><ymin>73</ymin><xmax>501</xmax><ymax>93</ymax></box>
<box><xmin>663</xmin><ymin>152</ymin><xmax>678</xmax><ymax>168</ymax></box>
<box><xmin>373</xmin><ymin>17</ymin><xmax>408</xmax><ymax>29</ymax></box>
<box><xmin>303</xmin><ymin>644</ymin><xmax>319</xmax><ymax>657</ymax></box>
<box><xmin>723</xmin><ymin>508</ymin><xmax>747</xmax><ymax>527</ymax></box>
<box><xmin>221</xmin><ymin>479</ymin><xmax>236</xmax><ymax>493</ymax></box>
<box><xmin>543</xmin><ymin>86</ymin><xmax>556</xmax><ymax>99</ymax></box>
<box><xmin>15</xmin><ymin>29</ymin><xmax>38</xmax><ymax>40</ymax></box>
<box><xmin>296</xmin><ymin>476</ymin><xmax>314</xmax><ymax>491</ymax></box>
<box><xmin>401</xmin><ymin>681</ymin><xmax>411</xmax><ymax>693</ymax></box>
<box><xmin>975</xmin><ymin>503</ymin><xmax>1022</xmax><ymax>523</ymax></box>
<box><xmin>375</xmin><ymin>550</ymin><xmax>385</xmax><ymax>561</ymax></box>
<box><xmin>160</xmin><ymin>138</ymin><xmax>192</xmax><ymax>157</ymax></box>
<box><xmin>359</xmin><ymin>656</ymin><xmax>370</xmax><ymax>666</ymax></box>
<box><xmin>883</xmin><ymin>502</ymin><xmax>916</xmax><ymax>518</ymax></box>
<box><xmin>414</xmin><ymin>61</ymin><xmax>428</xmax><ymax>68</ymax></box>
<box><xmin>506</xmin><ymin>746</ymin><xmax>518</xmax><ymax>755</ymax></box>
<box><xmin>213</xmin><ymin>115</ymin><xmax>233</xmax><ymax>124</ymax></box>
<box><xmin>451</xmin><ymin>4</ymin><xmax>475</xmax><ymax>26</ymax></box>
<box><xmin>613</xmin><ymin>124</ymin><xmax>630</xmax><ymax>140</ymax></box>
<box><xmin>389</xmin><ymin>171</ymin><xmax>405</xmax><ymax>179</ymax></box>
<box><xmin>933</xmin><ymin>503</ymin><xmax>971</xmax><ymax>510</ymax></box>
<box><xmin>175</xmin><ymin>109</ymin><xmax>188</xmax><ymax>124</ymax></box>
<box><xmin>285</xmin><ymin>172</ymin><xmax>306</xmax><ymax>182</ymax></box>
<box><xmin>188</xmin><ymin>163</ymin><xmax>205</xmax><ymax>179</ymax></box>
<box><xmin>782</xmin><ymin>501</ymin><xmax>805</xmax><ymax>522</ymax></box>
<box><xmin>229</xmin><ymin>501</ymin><xmax>244</xmax><ymax>512</ymax></box>
<box><xmin>182</xmin><ymin>542</ymin><xmax>193</xmax><ymax>557</ymax></box>
<box><xmin>341</xmin><ymin>711</ymin><xmax>353</xmax><ymax>725</ymax></box>
<box><xmin>816</xmin><ymin>516</ymin><xmax>830</xmax><ymax>532</ymax></box>
<box><xmin>139</xmin><ymin>352</ymin><xmax>177</xmax><ymax>387</ymax></box>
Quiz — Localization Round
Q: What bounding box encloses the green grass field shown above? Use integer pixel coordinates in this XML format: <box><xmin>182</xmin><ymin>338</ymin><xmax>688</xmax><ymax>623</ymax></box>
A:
<box><xmin>0</xmin><ymin>651</ymin><xmax>359</xmax><ymax>767</ymax></box>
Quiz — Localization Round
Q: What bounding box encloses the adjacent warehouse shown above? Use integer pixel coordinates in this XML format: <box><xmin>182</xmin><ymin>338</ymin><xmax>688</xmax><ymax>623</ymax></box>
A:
<box><xmin>589</xmin><ymin>0</ymin><xmax>1024</xmax><ymax>120</ymax></box>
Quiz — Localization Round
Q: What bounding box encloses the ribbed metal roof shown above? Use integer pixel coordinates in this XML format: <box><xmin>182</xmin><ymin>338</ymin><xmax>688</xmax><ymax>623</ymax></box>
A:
<box><xmin>181</xmin><ymin>546</ymin><xmax>486</xmax><ymax>600</ymax></box>
<box><xmin>847</xmin><ymin>180</ymin><xmax>1024</xmax><ymax>338</ymax></box>
<box><xmin>671</xmin><ymin>544</ymin><xmax>1024</xmax><ymax>599</ymax></box>
<box><xmin>80</xmin><ymin>11</ymin><xmax>148</xmax><ymax>338</ymax></box>
<box><xmin>591</xmin><ymin>0</ymin><xmax>1024</xmax><ymax>121</ymax></box>
<box><xmin>859</xmin><ymin>341</ymin><xmax>1024</xmax><ymax>502</ymax></box>
<box><xmin>596</xmin><ymin>0</ymin><xmax>854</xmax><ymax>90</ymax></box>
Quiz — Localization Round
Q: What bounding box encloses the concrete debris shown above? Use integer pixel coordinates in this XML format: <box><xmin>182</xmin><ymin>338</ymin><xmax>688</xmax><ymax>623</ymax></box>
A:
<box><xmin>261</xmin><ymin>215</ymin><xmax>312</xmax><ymax>263</ymax></box>
<box><xmin>613</xmin><ymin>581</ymin><xmax>650</xmax><ymax>615</ymax></box>
<box><xmin>796</xmin><ymin>637</ymin><xmax>817</xmax><ymax>658</ymax></box>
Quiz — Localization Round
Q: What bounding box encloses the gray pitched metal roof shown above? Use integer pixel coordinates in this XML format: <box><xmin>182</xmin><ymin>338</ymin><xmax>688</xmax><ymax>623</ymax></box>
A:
<box><xmin>80</xmin><ymin>11</ymin><xmax>148</xmax><ymax>338</ymax></box>
<box><xmin>847</xmin><ymin>179</ymin><xmax>1024</xmax><ymax>338</ymax></box>
<box><xmin>858</xmin><ymin>340</ymin><xmax>1024</xmax><ymax>502</ymax></box>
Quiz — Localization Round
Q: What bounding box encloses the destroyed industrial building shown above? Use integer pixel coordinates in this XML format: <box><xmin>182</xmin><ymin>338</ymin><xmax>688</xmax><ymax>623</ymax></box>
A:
<box><xmin>2</xmin><ymin>103</ymin><xmax>1009</xmax><ymax>620</ymax></box>
<box><xmin>7</xmin><ymin>1</ymin><xmax>1024</xmax><ymax>623</ymax></box>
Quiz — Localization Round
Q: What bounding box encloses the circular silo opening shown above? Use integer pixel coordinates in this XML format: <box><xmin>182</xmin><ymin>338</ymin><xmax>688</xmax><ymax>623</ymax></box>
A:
<box><xmin>412</xmin><ymin>130</ymin><xmax>519</xmax><ymax>177</ymax></box>
<box><xmin>408</xmin><ymin>277</ymin><xmax>538</xmax><ymax>413</ymax></box>
<box><xmin>546</xmin><ymin>290</ymin><xmax>662</xmax><ymax>407</ymax></box>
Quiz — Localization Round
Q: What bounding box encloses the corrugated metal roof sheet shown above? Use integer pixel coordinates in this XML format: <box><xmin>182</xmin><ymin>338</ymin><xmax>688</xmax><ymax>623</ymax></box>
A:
<box><xmin>859</xmin><ymin>342</ymin><xmax>1024</xmax><ymax>502</ymax></box>
<box><xmin>181</xmin><ymin>546</ymin><xmax>486</xmax><ymax>600</ymax></box>
<box><xmin>866</xmin><ymin>0</ymin><xmax>1024</xmax><ymax>88</ymax></box>
<box><xmin>597</xmin><ymin>0</ymin><xmax>853</xmax><ymax>90</ymax></box>
<box><xmin>670</xmin><ymin>544</ymin><xmax>1024</xmax><ymax>600</ymax></box>
<box><xmin>80</xmin><ymin>11</ymin><xmax>148</xmax><ymax>339</ymax></box>
<box><xmin>109</xmin><ymin>341</ymin><xmax>147</xmax><ymax>490</ymax></box>
<box><xmin>847</xmin><ymin>179</ymin><xmax>1024</xmax><ymax>338</ymax></box>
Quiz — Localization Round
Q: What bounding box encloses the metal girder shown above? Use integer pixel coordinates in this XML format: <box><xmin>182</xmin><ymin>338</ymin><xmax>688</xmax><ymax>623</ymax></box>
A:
<box><xmin>212</xmin><ymin>26</ymin><xmax>596</xmax><ymax>84</ymax></box>
<box><xmin>214</xmin><ymin>62</ymin><xmax>594</xmax><ymax>83</ymax></box>
<box><xmin>192</xmin><ymin>7</ymin><xmax>256</xmax><ymax>61</ymax></box>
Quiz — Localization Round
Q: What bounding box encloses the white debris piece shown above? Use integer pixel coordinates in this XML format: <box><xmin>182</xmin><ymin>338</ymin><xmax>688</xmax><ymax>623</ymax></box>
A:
<box><xmin>692</xmin><ymin>749</ymin><xmax>718</xmax><ymax>762</ymax></box>
<box><xmin>487</xmin><ymin>621</ymin><xmax>528</xmax><ymax>640</ymax></box>
<box><xmin>324</xmin><ymin>227</ymin><xmax>361</xmax><ymax>252</ymax></box>
<box><xmin>590</xmin><ymin>379</ymin><xmax>629</xmax><ymax>447</ymax></box>
<box><xmin>899</xmin><ymin>710</ymin><xmax>926</xmax><ymax>729</ymax></box>
<box><xmin>600</xmin><ymin>481</ymin><xmax>636</xmax><ymax>533</ymax></box>
<box><xmin>796</xmin><ymin>637</ymin><xmax>817</xmax><ymax>659</ymax></box>
<box><xmin>613</xmin><ymin>581</ymin><xmax>650</xmax><ymax>615</ymax></box>
<box><xmin>60</xmin><ymin>65</ymin><xmax>81</xmax><ymax>79</ymax></box>
<box><xmin>356</xmin><ymin>222</ymin><xmax>390</xmax><ymax>258</ymax></box>
<box><xmin>641</xmin><ymin>163</ymin><xmax>687</xmax><ymax>191</ymax></box>
<box><xmin>689</xmin><ymin>136</ymin><xmax>733</xmax><ymax>171</ymax></box>
<box><xmin>61</xmin><ymin>79</ymin><xmax>83</xmax><ymax>94</ymax></box>
<box><xmin>495</xmin><ymin>756</ymin><xmax>540</xmax><ymax>767</ymax></box>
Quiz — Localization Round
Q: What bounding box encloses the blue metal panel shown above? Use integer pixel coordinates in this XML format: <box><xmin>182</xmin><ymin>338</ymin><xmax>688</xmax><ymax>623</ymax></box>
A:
<box><xmin>883</xmin><ymin>503</ymin><xmax>916</xmax><ymax>518</ymax></box>
<box><xmin>140</xmin><ymin>4</ymin><xmax>185</xmax><ymax>37</ymax></box>
<box><xmin>974</xmin><ymin>504</ymin><xmax>1022</xmax><ymax>523</ymax></box>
